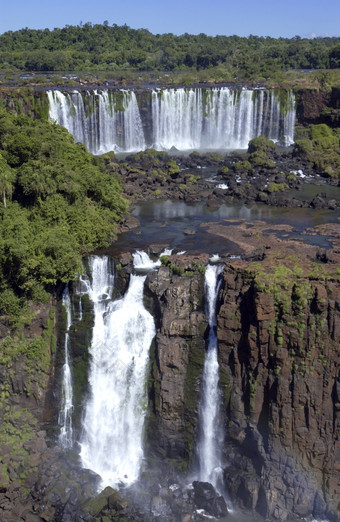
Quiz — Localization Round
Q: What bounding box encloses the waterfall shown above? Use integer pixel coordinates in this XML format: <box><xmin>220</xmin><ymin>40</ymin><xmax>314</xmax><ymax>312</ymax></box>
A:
<box><xmin>47</xmin><ymin>89</ymin><xmax>145</xmax><ymax>154</ymax></box>
<box><xmin>197</xmin><ymin>263</ymin><xmax>224</xmax><ymax>489</ymax></box>
<box><xmin>79</xmin><ymin>255</ymin><xmax>155</xmax><ymax>488</ymax></box>
<box><xmin>151</xmin><ymin>88</ymin><xmax>203</xmax><ymax>150</ymax></box>
<box><xmin>282</xmin><ymin>90</ymin><xmax>296</xmax><ymax>146</ymax></box>
<box><xmin>151</xmin><ymin>87</ymin><xmax>295</xmax><ymax>149</ymax></box>
<box><xmin>59</xmin><ymin>285</ymin><xmax>74</xmax><ymax>448</ymax></box>
<box><xmin>48</xmin><ymin>87</ymin><xmax>295</xmax><ymax>153</ymax></box>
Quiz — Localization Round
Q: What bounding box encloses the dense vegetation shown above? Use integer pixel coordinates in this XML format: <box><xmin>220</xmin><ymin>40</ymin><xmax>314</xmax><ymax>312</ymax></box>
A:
<box><xmin>0</xmin><ymin>108</ymin><xmax>127</xmax><ymax>320</ymax></box>
<box><xmin>294</xmin><ymin>123</ymin><xmax>340</xmax><ymax>178</ymax></box>
<box><xmin>0</xmin><ymin>23</ymin><xmax>340</xmax><ymax>81</ymax></box>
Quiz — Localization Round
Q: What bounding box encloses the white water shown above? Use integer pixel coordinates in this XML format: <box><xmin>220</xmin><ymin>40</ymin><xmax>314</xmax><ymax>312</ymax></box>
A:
<box><xmin>133</xmin><ymin>250</ymin><xmax>162</xmax><ymax>271</ymax></box>
<box><xmin>47</xmin><ymin>89</ymin><xmax>145</xmax><ymax>154</ymax></box>
<box><xmin>59</xmin><ymin>285</ymin><xmax>74</xmax><ymax>448</ymax></box>
<box><xmin>133</xmin><ymin>248</ymin><xmax>172</xmax><ymax>272</ymax></box>
<box><xmin>79</xmin><ymin>255</ymin><xmax>155</xmax><ymax>488</ymax></box>
<box><xmin>152</xmin><ymin>87</ymin><xmax>295</xmax><ymax>149</ymax></box>
<box><xmin>48</xmin><ymin>87</ymin><xmax>295</xmax><ymax>153</ymax></box>
<box><xmin>197</xmin><ymin>264</ymin><xmax>224</xmax><ymax>488</ymax></box>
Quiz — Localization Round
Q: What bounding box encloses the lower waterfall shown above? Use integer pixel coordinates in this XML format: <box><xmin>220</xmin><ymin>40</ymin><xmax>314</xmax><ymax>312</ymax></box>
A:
<box><xmin>79</xmin><ymin>255</ymin><xmax>156</xmax><ymax>488</ymax></box>
<box><xmin>58</xmin><ymin>285</ymin><xmax>74</xmax><ymax>448</ymax></box>
<box><xmin>197</xmin><ymin>263</ymin><xmax>224</xmax><ymax>489</ymax></box>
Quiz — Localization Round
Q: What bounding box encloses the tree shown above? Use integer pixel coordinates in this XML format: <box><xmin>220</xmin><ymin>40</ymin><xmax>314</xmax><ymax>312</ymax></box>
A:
<box><xmin>0</xmin><ymin>153</ymin><xmax>15</xmax><ymax>208</ymax></box>
<box><xmin>0</xmin><ymin>109</ymin><xmax>128</xmax><ymax>305</ymax></box>
<box><xmin>329</xmin><ymin>45</ymin><xmax>340</xmax><ymax>68</ymax></box>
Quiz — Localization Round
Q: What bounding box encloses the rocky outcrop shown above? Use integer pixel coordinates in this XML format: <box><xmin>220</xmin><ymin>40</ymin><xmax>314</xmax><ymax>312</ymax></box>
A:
<box><xmin>296</xmin><ymin>87</ymin><xmax>340</xmax><ymax>126</ymax></box>
<box><xmin>0</xmin><ymin>302</ymin><xmax>56</xmax><ymax>520</ymax></box>
<box><xmin>145</xmin><ymin>262</ymin><xmax>207</xmax><ymax>468</ymax></box>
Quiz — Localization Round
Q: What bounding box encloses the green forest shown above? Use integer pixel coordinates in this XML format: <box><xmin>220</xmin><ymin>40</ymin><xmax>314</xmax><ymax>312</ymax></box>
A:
<box><xmin>0</xmin><ymin>108</ymin><xmax>127</xmax><ymax>322</ymax></box>
<box><xmin>0</xmin><ymin>22</ymin><xmax>339</xmax><ymax>322</ymax></box>
<box><xmin>0</xmin><ymin>23</ymin><xmax>340</xmax><ymax>81</ymax></box>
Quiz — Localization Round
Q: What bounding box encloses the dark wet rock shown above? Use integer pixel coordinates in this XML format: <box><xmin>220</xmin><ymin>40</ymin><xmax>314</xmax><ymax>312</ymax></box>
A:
<box><xmin>192</xmin><ymin>481</ymin><xmax>228</xmax><ymax>518</ymax></box>
<box><xmin>328</xmin><ymin>199</ymin><xmax>339</xmax><ymax>209</ymax></box>
<box><xmin>118</xmin><ymin>251</ymin><xmax>133</xmax><ymax>266</ymax></box>
<box><xmin>119</xmin><ymin>214</ymin><xmax>140</xmax><ymax>232</ymax></box>
<box><xmin>288</xmin><ymin>197</ymin><xmax>305</xmax><ymax>207</ymax></box>
<box><xmin>144</xmin><ymin>266</ymin><xmax>207</xmax><ymax>465</ymax></box>
<box><xmin>149</xmin><ymin>243</ymin><xmax>171</xmax><ymax>255</ymax></box>
<box><xmin>118</xmin><ymin>145</ymin><xmax>340</xmax><ymax>212</ymax></box>
<box><xmin>311</xmin><ymin>195</ymin><xmax>327</xmax><ymax>208</ymax></box>
<box><xmin>243</xmin><ymin>248</ymin><xmax>265</xmax><ymax>262</ymax></box>
<box><xmin>217</xmin><ymin>264</ymin><xmax>340</xmax><ymax>521</ymax></box>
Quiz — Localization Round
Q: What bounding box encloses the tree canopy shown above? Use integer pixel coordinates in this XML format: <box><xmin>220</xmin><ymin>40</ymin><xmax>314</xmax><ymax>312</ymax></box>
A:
<box><xmin>0</xmin><ymin>108</ymin><xmax>127</xmax><ymax>313</ymax></box>
<box><xmin>0</xmin><ymin>24</ymin><xmax>339</xmax><ymax>79</ymax></box>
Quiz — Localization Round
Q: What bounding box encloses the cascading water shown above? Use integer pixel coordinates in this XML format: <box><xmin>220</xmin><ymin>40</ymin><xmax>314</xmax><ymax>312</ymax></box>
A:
<box><xmin>197</xmin><ymin>263</ymin><xmax>224</xmax><ymax>490</ymax></box>
<box><xmin>59</xmin><ymin>285</ymin><xmax>74</xmax><ymax>448</ymax></box>
<box><xmin>48</xmin><ymin>87</ymin><xmax>295</xmax><ymax>153</ymax></box>
<box><xmin>79</xmin><ymin>254</ymin><xmax>156</xmax><ymax>488</ymax></box>
<box><xmin>47</xmin><ymin>89</ymin><xmax>145</xmax><ymax>154</ymax></box>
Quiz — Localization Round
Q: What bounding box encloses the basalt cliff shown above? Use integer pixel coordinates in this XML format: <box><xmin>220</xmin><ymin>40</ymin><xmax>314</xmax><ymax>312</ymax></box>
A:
<box><xmin>142</xmin><ymin>247</ymin><xmax>340</xmax><ymax>522</ymax></box>
<box><xmin>0</xmin><ymin>241</ymin><xmax>340</xmax><ymax>521</ymax></box>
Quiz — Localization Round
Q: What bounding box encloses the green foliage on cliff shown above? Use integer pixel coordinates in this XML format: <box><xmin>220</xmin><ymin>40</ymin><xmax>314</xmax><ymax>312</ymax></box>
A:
<box><xmin>0</xmin><ymin>24</ymin><xmax>340</xmax><ymax>82</ymax></box>
<box><xmin>0</xmin><ymin>108</ymin><xmax>127</xmax><ymax>313</ymax></box>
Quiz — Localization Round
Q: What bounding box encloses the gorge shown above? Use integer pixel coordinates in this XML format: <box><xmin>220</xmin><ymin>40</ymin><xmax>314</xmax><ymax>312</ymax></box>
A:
<box><xmin>0</xmin><ymin>81</ymin><xmax>339</xmax><ymax>522</ymax></box>
<box><xmin>46</xmin><ymin>218</ymin><xmax>340</xmax><ymax>521</ymax></box>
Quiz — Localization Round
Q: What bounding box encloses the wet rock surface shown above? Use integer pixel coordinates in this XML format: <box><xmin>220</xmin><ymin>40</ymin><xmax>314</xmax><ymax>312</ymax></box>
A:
<box><xmin>141</xmin><ymin>248</ymin><xmax>340</xmax><ymax>521</ymax></box>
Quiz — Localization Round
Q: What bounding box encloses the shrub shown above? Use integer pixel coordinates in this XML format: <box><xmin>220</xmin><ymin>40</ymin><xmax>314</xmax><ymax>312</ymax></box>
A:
<box><xmin>248</xmin><ymin>136</ymin><xmax>276</xmax><ymax>154</ymax></box>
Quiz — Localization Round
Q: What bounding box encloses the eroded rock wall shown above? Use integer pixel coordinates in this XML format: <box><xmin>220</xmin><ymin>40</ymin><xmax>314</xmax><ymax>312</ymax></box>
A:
<box><xmin>218</xmin><ymin>264</ymin><xmax>340</xmax><ymax>521</ymax></box>
<box><xmin>145</xmin><ymin>265</ymin><xmax>207</xmax><ymax>469</ymax></box>
<box><xmin>144</xmin><ymin>259</ymin><xmax>340</xmax><ymax>521</ymax></box>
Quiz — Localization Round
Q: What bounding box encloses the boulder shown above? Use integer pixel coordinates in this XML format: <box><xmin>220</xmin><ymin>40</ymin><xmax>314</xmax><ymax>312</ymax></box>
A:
<box><xmin>192</xmin><ymin>481</ymin><xmax>228</xmax><ymax>518</ymax></box>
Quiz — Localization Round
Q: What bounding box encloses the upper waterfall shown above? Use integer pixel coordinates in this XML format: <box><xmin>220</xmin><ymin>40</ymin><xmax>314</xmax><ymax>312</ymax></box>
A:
<box><xmin>152</xmin><ymin>87</ymin><xmax>295</xmax><ymax>150</ymax></box>
<box><xmin>47</xmin><ymin>87</ymin><xmax>295</xmax><ymax>154</ymax></box>
<box><xmin>47</xmin><ymin>89</ymin><xmax>145</xmax><ymax>154</ymax></box>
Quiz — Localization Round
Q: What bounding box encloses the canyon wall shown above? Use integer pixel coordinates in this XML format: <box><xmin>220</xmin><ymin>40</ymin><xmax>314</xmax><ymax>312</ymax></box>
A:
<box><xmin>145</xmin><ymin>258</ymin><xmax>340</xmax><ymax>521</ymax></box>
<box><xmin>1</xmin><ymin>253</ymin><xmax>340</xmax><ymax>521</ymax></box>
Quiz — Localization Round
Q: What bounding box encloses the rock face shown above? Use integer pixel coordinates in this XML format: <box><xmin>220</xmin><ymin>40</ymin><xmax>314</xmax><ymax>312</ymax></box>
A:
<box><xmin>296</xmin><ymin>87</ymin><xmax>340</xmax><ymax>126</ymax></box>
<box><xmin>144</xmin><ymin>259</ymin><xmax>340</xmax><ymax>521</ymax></box>
<box><xmin>217</xmin><ymin>264</ymin><xmax>340</xmax><ymax>521</ymax></box>
<box><xmin>145</xmin><ymin>265</ymin><xmax>207</xmax><ymax>467</ymax></box>
<box><xmin>1</xmin><ymin>252</ymin><xmax>340</xmax><ymax>521</ymax></box>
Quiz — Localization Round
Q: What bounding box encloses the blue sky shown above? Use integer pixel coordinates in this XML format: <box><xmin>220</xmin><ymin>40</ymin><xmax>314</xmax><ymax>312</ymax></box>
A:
<box><xmin>1</xmin><ymin>0</ymin><xmax>339</xmax><ymax>38</ymax></box>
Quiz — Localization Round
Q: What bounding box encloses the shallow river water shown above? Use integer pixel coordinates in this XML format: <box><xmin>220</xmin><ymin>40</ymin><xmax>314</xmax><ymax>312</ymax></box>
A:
<box><xmin>109</xmin><ymin>198</ymin><xmax>340</xmax><ymax>256</ymax></box>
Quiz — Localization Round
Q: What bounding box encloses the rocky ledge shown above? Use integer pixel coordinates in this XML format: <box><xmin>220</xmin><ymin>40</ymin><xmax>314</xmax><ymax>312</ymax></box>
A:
<box><xmin>102</xmin><ymin>131</ymin><xmax>340</xmax><ymax>212</ymax></box>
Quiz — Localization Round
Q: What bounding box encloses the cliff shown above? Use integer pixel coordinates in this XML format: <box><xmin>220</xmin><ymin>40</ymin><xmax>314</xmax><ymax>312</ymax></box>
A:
<box><xmin>296</xmin><ymin>87</ymin><xmax>340</xmax><ymax>126</ymax></box>
<box><xmin>1</xmin><ymin>244</ymin><xmax>340</xmax><ymax>521</ymax></box>
<box><xmin>144</xmin><ymin>252</ymin><xmax>340</xmax><ymax>521</ymax></box>
<box><xmin>218</xmin><ymin>261</ymin><xmax>340</xmax><ymax>521</ymax></box>
<box><xmin>145</xmin><ymin>260</ymin><xmax>208</xmax><ymax>466</ymax></box>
